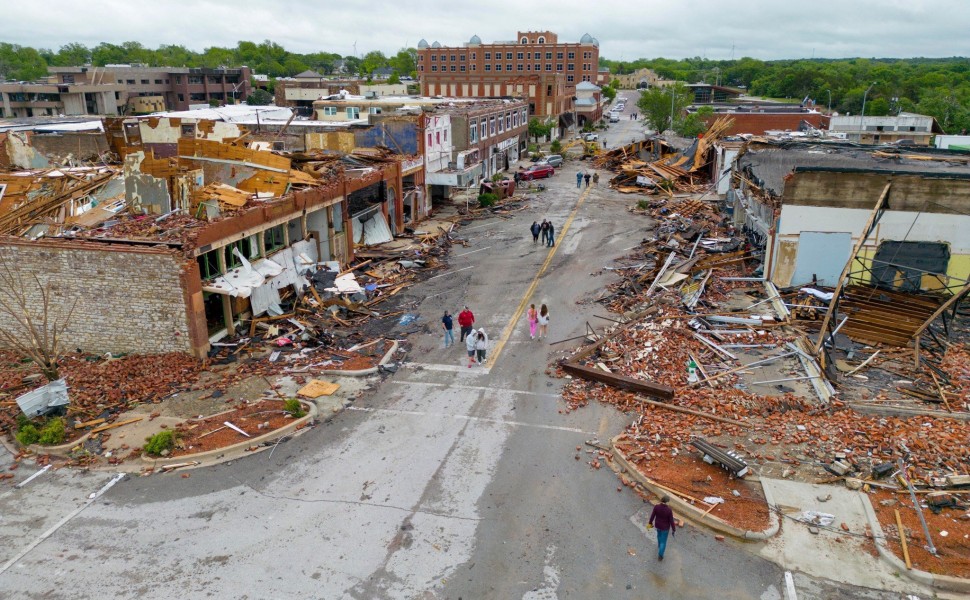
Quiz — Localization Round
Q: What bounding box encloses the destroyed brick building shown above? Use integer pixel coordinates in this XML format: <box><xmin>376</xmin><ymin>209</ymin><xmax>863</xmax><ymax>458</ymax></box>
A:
<box><xmin>0</xmin><ymin>117</ymin><xmax>425</xmax><ymax>358</ymax></box>
<box><xmin>729</xmin><ymin>141</ymin><xmax>970</xmax><ymax>292</ymax></box>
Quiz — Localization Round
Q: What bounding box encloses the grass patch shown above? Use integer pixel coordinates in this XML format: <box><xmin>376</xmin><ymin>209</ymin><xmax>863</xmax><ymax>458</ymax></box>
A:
<box><xmin>284</xmin><ymin>398</ymin><xmax>307</xmax><ymax>419</ymax></box>
<box><xmin>144</xmin><ymin>430</ymin><xmax>176</xmax><ymax>456</ymax></box>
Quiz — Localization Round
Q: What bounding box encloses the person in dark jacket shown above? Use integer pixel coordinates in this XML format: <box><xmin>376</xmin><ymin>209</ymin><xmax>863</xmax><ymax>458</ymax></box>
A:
<box><xmin>530</xmin><ymin>221</ymin><xmax>541</xmax><ymax>244</ymax></box>
<box><xmin>546</xmin><ymin>221</ymin><xmax>555</xmax><ymax>247</ymax></box>
<box><xmin>584</xmin><ymin>172</ymin><xmax>591</xmax><ymax>187</ymax></box>
<box><xmin>648</xmin><ymin>495</ymin><xmax>677</xmax><ymax>561</ymax></box>
<box><xmin>442</xmin><ymin>310</ymin><xmax>454</xmax><ymax>347</ymax></box>
<box><xmin>540</xmin><ymin>220</ymin><xmax>549</xmax><ymax>245</ymax></box>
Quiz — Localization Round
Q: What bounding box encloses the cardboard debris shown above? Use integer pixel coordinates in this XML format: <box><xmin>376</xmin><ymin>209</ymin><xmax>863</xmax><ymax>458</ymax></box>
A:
<box><xmin>297</xmin><ymin>380</ymin><xmax>341</xmax><ymax>398</ymax></box>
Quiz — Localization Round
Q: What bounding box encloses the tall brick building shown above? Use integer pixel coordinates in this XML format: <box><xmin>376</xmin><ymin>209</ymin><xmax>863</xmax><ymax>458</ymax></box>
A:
<box><xmin>416</xmin><ymin>31</ymin><xmax>600</xmax><ymax>139</ymax></box>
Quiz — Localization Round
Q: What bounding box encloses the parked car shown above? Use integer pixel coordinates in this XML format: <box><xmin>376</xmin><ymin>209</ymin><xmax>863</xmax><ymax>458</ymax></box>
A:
<box><xmin>609</xmin><ymin>113</ymin><xmax>620</xmax><ymax>123</ymax></box>
<box><xmin>583</xmin><ymin>133</ymin><xmax>599</xmax><ymax>142</ymax></box>
<box><xmin>520</xmin><ymin>164</ymin><xmax>555</xmax><ymax>180</ymax></box>
<box><xmin>537</xmin><ymin>154</ymin><xmax>564</xmax><ymax>168</ymax></box>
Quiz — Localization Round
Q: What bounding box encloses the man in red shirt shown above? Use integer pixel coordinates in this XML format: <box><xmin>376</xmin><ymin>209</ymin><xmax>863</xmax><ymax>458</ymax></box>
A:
<box><xmin>457</xmin><ymin>306</ymin><xmax>475</xmax><ymax>343</ymax></box>
<box><xmin>648</xmin><ymin>495</ymin><xmax>677</xmax><ymax>561</ymax></box>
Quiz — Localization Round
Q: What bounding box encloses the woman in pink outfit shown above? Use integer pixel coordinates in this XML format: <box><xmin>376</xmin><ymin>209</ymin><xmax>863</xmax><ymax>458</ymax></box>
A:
<box><xmin>527</xmin><ymin>304</ymin><xmax>538</xmax><ymax>339</ymax></box>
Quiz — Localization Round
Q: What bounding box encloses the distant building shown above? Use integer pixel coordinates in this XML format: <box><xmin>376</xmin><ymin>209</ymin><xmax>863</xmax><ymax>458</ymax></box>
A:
<box><xmin>416</xmin><ymin>31</ymin><xmax>600</xmax><ymax>139</ymax></box>
<box><xmin>614</xmin><ymin>68</ymin><xmax>662</xmax><ymax>90</ymax></box>
<box><xmin>828</xmin><ymin>112</ymin><xmax>941</xmax><ymax>145</ymax></box>
<box><xmin>697</xmin><ymin>106</ymin><xmax>830</xmax><ymax>136</ymax></box>
<box><xmin>0</xmin><ymin>69</ymin><xmax>124</xmax><ymax>118</ymax></box>
<box><xmin>574</xmin><ymin>81</ymin><xmax>603</xmax><ymax>127</ymax></box>
<box><xmin>687</xmin><ymin>83</ymin><xmax>744</xmax><ymax>104</ymax></box>
<box><xmin>47</xmin><ymin>65</ymin><xmax>252</xmax><ymax>112</ymax></box>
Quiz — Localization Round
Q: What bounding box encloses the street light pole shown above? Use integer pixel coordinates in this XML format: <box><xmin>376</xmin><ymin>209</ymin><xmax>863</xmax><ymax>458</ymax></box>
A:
<box><xmin>669</xmin><ymin>85</ymin><xmax>676</xmax><ymax>132</ymax></box>
<box><xmin>860</xmin><ymin>82</ymin><xmax>875</xmax><ymax>139</ymax></box>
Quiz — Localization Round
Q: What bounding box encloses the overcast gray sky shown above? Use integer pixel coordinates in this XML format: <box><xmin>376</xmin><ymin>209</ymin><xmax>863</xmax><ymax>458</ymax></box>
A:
<box><xmin>4</xmin><ymin>0</ymin><xmax>969</xmax><ymax>61</ymax></box>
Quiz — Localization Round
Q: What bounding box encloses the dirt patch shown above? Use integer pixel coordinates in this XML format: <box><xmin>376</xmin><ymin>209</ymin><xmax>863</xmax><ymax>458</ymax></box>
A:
<box><xmin>166</xmin><ymin>399</ymin><xmax>307</xmax><ymax>457</ymax></box>
<box><xmin>613</xmin><ymin>445</ymin><xmax>771</xmax><ymax>533</ymax></box>
<box><xmin>870</xmin><ymin>488</ymin><xmax>970</xmax><ymax>579</ymax></box>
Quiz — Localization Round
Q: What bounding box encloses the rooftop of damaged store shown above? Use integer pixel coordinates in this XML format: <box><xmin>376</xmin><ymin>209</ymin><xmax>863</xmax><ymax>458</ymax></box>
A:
<box><xmin>0</xmin><ymin>100</ymin><xmax>516</xmax><ymax>358</ymax></box>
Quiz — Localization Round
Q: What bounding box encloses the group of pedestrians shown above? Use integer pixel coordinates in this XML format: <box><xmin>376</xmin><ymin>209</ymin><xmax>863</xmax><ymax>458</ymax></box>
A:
<box><xmin>629</xmin><ymin>112</ymin><xmax>638</xmax><ymax>120</ymax></box>
<box><xmin>441</xmin><ymin>306</ymin><xmax>489</xmax><ymax>367</ymax></box>
<box><xmin>530</xmin><ymin>220</ymin><xmax>556</xmax><ymax>247</ymax></box>
<box><xmin>575</xmin><ymin>171</ymin><xmax>599</xmax><ymax>188</ymax></box>
<box><xmin>526</xmin><ymin>303</ymin><xmax>550</xmax><ymax>340</ymax></box>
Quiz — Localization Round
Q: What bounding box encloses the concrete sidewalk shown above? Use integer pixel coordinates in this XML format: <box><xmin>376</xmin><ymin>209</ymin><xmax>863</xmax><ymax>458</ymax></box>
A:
<box><xmin>758</xmin><ymin>478</ymin><xmax>938</xmax><ymax>597</ymax></box>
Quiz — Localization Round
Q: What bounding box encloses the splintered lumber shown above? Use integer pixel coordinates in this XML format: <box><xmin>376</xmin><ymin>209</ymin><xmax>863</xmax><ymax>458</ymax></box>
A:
<box><xmin>90</xmin><ymin>417</ymin><xmax>144</xmax><ymax>434</ymax></box>
<box><xmin>634</xmin><ymin>395</ymin><xmax>748</xmax><ymax>428</ymax></box>
<box><xmin>74</xmin><ymin>418</ymin><xmax>106</xmax><ymax>430</ymax></box>
<box><xmin>562</xmin><ymin>362</ymin><xmax>674</xmax><ymax>400</ymax></box>
<box><xmin>894</xmin><ymin>508</ymin><xmax>912</xmax><ymax>569</ymax></box>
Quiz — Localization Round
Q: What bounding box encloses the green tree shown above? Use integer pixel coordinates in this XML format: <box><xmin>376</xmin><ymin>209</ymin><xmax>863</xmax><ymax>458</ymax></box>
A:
<box><xmin>601</xmin><ymin>84</ymin><xmax>617</xmax><ymax>102</ymax></box>
<box><xmin>0</xmin><ymin>44</ymin><xmax>48</xmax><ymax>81</ymax></box>
<box><xmin>676</xmin><ymin>113</ymin><xmax>708</xmax><ymax>137</ymax></box>
<box><xmin>53</xmin><ymin>43</ymin><xmax>91</xmax><ymax>66</ymax></box>
<box><xmin>637</xmin><ymin>83</ymin><xmax>692</xmax><ymax>132</ymax></box>
<box><xmin>246</xmin><ymin>89</ymin><xmax>274</xmax><ymax>105</ymax></box>
<box><xmin>343</xmin><ymin>55</ymin><xmax>362</xmax><ymax>76</ymax></box>
<box><xmin>390</xmin><ymin>48</ymin><xmax>417</xmax><ymax>78</ymax></box>
<box><xmin>527</xmin><ymin>118</ymin><xmax>552</xmax><ymax>142</ymax></box>
<box><xmin>360</xmin><ymin>50</ymin><xmax>388</xmax><ymax>77</ymax></box>
<box><xmin>388</xmin><ymin>73</ymin><xmax>401</xmax><ymax>84</ymax></box>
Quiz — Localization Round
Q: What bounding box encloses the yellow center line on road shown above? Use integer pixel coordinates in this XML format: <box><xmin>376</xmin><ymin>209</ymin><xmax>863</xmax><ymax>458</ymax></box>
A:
<box><xmin>487</xmin><ymin>184</ymin><xmax>593</xmax><ymax>368</ymax></box>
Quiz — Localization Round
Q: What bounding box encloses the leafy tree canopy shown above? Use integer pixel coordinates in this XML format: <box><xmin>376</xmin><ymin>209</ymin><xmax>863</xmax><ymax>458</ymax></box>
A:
<box><xmin>602</xmin><ymin>55</ymin><xmax>970</xmax><ymax>133</ymax></box>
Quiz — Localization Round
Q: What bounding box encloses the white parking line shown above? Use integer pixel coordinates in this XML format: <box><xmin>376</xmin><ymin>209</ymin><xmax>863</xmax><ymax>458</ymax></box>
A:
<box><xmin>398</xmin><ymin>380</ymin><xmax>560</xmax><ymax>398</ymax></box>
<box><xmin>405</xmin><ymin>362</ymin><xmax>491</xmax><ymax>374</ymax></box>
<box><xmin>347</xmin><ymin>406</ymin><xmax>593</xmax><ymax>435</ymax></box>
<box><xmin>0</xmin><ymin>473</ymin><xmax>126</xmax><ymax>575</ymax></box>
<box><xmin>15</xmin><ymin>465</ymin><xmax>51</xmax><ymax>489</ymax></box>
<box><xmin>783</xmin><ymin>571</ymin><xmax>797</xmax><ymax>600</ymax></box>
<box><xmin>455</xmin><ymin>246</ymin><xmax>491</xmax><ymax>257</ymax></box>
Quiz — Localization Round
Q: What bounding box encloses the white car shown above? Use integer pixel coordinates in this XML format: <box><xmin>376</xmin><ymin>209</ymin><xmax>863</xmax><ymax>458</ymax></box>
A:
<box><xmin>583</xmin><ymin>133</ymin><xmax>599</xmax><ymax>141</ymax></box>
<box><xmin>609</xmin><ymin>113</ymin><xmax>620</xmax><ymax>123</ymax></box>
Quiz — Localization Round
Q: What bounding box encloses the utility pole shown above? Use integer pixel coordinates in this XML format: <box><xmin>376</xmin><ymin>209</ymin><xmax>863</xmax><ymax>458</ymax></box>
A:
<box><xmin>861</xmin><ymin>82</ymin><xmax>876</xmax><ymax>139</ymax></box>
<box><xmin>669</xmin><ymin>86</ymin><xmax>676</xmax><ymax>132</ymax></box>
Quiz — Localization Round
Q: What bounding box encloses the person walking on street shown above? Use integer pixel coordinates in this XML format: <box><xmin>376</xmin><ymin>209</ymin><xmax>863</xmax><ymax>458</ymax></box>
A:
<box><xmin>584</xmin><ymin>172</ymin><xmax>591</xmax><ymax>188</ymax></box>
<box><xmin>592</xmin><ymin>171</ymin><xmax>600</xmax><ymax>185</ymax></box>
<box><xmin>458</xmin><ymin>306</ymin><xmax>475</xmax><ymax>342</ymax></box>
<box><xmin>575</xmin><ymin>171</ymin><xmax>583</xmax><ymax>189</ymax></box>
<box><xmin>546</xmin><ymin>222</ymin><xmax>555</xmax><ymax>247</ymax></box>
<box><xmin>475</xmin><ymin>328</ymin><xmax>488</xmax><ymax>364</ymax></box>
<box><xmin>465</xmin><ymin>329</ymin><xmax>478</xmax><ymax>367</ymax></box>
<box><xmin>537</xmin><ymin>304</ymin><xmax>550</xmax><ymax>339</ymax></box>
<box><xmin>648</xmin><ymin>495</ymin><xmax>677</xmax><ymax>561</ymax></box>
<box><xmin>442</xmin><ymin>310</ymin><xmax>454</xmax><ymax>348</ymax></box>
<box><xmin>527</xmin><ymin>303</ymin><xmax>538</xmax><ymax>339</ymax></box>
<box><xmin>540</xmin><ymin>220</ymin><xmax>549</xmax><ymax>246</ymax></box>
<box><xmin>530</xmin><ymin>221</ymin><xmax>541</xmax><ymax>244</ymax></box>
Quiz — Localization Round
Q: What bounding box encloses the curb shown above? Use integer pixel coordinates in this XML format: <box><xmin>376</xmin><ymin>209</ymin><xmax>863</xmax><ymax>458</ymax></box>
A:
<box><xmin>312</xmin><ymin>340</ymin><xmax>399</xmax><ymax>377</ymax></box>
<box><xmin>140</xmin><ymin>400</ymin><xmax>319</xmax><ymax>470</ymax></box>
<box><xmin>610</xmin><ymin>435</ymin><xmax>779</xmax><ymax>541</ymax></box>
<box><xmin>860</xmin><ymin>492</ymin><xmax>970</xmax><ymax>594</ymax></box>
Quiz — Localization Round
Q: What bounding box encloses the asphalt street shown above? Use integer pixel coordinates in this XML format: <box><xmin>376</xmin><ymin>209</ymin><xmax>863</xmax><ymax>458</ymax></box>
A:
<box><xmin>0</xmin><ymin>102</ymin><xmax>929</xmax><ymax>599</ymax></box>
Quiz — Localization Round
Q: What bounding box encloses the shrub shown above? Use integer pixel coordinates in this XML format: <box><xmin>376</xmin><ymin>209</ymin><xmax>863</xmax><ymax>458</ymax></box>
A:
<box><xmin>144</xmin><ymin>430</ymin><xmax>176</xmax><ymax>456</ymax></box>
<box><xmin>284</xmin><ymin>398</ymin><xmax>306</xmax><ymax>418</ymax></box>
<box><xmin>15</xmin><ymin>422</ymin><xmax>40</xmax><ymax>446</ymax></box>
<box><xmin>527</xmin><ymin>143</ymin><xmax>538</xmax><ymax>154</ymax></box>
<box><xmin>637</xmin><ymin>199</ymin><xmax>651</xmax><ymax>210</ymax></box>
<box><xmin>477</xmin><ymin>193</ymin><xmax>498</xmax><ymax>208</ymax></box>
<box><xmin>38</xmin><ymin>417</ymin><xmax>65</xmax><ymax>445</ymax></box>
<box><xmin>550</xmin><ymin>140</ymin><xmax>562</xmax><ymax>153</ymax></box>
<box><xmin>490</xmin><ymin>172</ymin><xmax>505</xmax><ymax>182</ymax></box>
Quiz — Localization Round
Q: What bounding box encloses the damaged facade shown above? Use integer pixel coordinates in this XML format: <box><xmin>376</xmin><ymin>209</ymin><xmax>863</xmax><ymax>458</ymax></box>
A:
<box><xmin>0</xmin><ymin>115</ymin><xmax>429</xmax><ymax>359</ymax></box>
